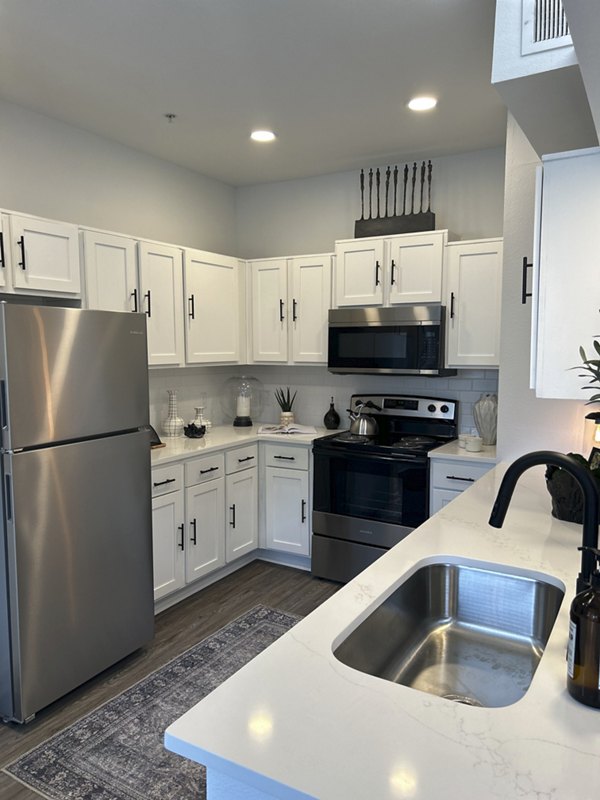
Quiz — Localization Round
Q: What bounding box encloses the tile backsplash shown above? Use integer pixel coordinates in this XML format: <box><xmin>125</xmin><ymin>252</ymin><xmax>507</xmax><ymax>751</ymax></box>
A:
<box><xmin>149</xmin><ymin>365</ymin><xmax>498</xmax><ymax>437</ymax></box>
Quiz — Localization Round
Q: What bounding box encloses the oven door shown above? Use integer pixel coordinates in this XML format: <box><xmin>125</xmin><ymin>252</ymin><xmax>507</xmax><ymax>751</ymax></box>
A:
<box><xmin>327</xmin><ymin>323</ymin><xmax>442</xmax><ymax>374</ymax></box>
<box><xmin>312</xmin><ymin>445</ymin><xmax>429</xmax><ymax>548</ymax></box>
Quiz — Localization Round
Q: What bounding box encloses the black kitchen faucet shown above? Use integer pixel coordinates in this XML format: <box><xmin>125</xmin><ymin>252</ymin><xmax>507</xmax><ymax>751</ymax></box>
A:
<box><xmin>489</xmin><ymin>451</ymin><xmax>600</xmax><ymax>593</ymax></box>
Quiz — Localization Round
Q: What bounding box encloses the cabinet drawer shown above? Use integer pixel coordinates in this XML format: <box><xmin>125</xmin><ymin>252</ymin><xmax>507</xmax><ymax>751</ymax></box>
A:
<box><xmin>226</xmin><ymin>444</ymin><xmax>258</xmax><ymax>475</ymax></box>
<box><xmin>151</xmin><ymin>463</ymin><xmax>183</xmax><ymax>497</ymax></box>
<box><xmin>185</xmin><ymin>453</ymin><xmax>225</xmax><ymax>486</ymax></box>
<box><xmin>264</xmin><ymin>444</ymin><xmax>309</xmax><ymax>470</ymax></box>
<box><xmin>430</xmin><ymin>460</ymin><xmax>493</xmax><ymax>491</ymax></box>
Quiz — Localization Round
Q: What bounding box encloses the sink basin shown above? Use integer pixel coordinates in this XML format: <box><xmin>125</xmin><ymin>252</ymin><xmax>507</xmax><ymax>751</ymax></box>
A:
<box><xmin>333</xmin><ymin>560</ymin><xmax>564</xmax><ymax>708</ymax></box>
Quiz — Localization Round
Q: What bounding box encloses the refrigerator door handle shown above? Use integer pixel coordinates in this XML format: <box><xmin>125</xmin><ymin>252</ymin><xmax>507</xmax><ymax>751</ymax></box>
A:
<box><xmin>4</xmin><ymin>474</ymin><xmax>11</xmax><ymax>520</ymax></box>
<box><xmin>0</xmin><ymin>379</ymin><xmax>7</xmax><ymax>430</ymax></box>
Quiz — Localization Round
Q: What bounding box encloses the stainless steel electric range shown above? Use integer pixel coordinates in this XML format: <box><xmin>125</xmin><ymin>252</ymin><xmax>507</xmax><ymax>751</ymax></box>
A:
<box><xmin>311</xmin><ymin>394</ymin><xmax>458</xmax><ymax>583</ymax></box>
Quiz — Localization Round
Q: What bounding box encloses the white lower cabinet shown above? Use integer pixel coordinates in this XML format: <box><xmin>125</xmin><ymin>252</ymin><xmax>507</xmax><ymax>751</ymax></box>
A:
<box><xmin>429</xmin><ymin>458</ymin><xmax>495</xmax><ymax>516</ymax></box>
<box><xmin>225</xmin><ymin>443</ymin><xmax>258</xmax><ymax>562</ymax></box>
<box><xmin>151</xmin><ymin>463</ymin><xmax>185</xmax><ymax>601</ymax></box>
<box><xmin>264</xmin><ymin>444</ymin><xmax>310</xmax><ymax>556</ymax></box>
<box><xmin>184</xmin><ymin>453</ymin><xmax>226</xmax><ymax>582</ymax></box>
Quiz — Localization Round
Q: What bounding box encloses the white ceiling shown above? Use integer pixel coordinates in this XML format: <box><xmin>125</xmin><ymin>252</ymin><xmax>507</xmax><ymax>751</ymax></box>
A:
<box><xmin>0</xmin><ymin>0</ymin><xmax>507</xmax><ymax>187</ymax></box>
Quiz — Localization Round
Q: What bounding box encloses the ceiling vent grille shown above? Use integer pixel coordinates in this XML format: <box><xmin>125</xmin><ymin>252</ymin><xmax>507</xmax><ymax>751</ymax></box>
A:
<box><xmin>522</xmin><ymin>0</ymin><xmax>572</xmax><ymax>55</ymax></box>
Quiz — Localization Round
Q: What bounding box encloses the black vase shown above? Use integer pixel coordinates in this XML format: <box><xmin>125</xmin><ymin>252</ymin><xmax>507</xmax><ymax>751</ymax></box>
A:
<box><xmin>323</xmin><ymin>397</ymin><xmax>340</xmax><ymax>430</ymax></box>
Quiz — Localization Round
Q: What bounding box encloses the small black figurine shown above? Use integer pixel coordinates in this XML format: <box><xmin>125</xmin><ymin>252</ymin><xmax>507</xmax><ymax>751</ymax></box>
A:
<box><xmin>323</xmin><ymin>397</ymin><xmax>340</xmax><ymax>430</ymax></box>
<box><xmin>184</xmin><ymin>423</ymin><xmax>206</xmax><ymax>438</ymax></box>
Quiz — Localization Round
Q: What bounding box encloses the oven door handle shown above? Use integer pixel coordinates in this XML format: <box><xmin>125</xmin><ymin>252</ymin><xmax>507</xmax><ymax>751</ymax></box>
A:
<box><xmin>313</xmin><ymin>447</ymin><xmax>425</xmax><ymax>464</ymax></box>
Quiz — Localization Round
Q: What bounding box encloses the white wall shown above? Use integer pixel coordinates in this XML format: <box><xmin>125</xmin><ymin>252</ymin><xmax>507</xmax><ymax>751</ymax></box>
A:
<box><xmin>496</xmin><ymin>114</ymin><xmax>586</xmax><ymax>460</ymax></box>
<box><xmin>235</xmin><ymin>147</ymin><xmax>506</xmax><ymax>258</ymax></box>
<box><xmin>0</xmin><ymin>99</ymin><xmax>237</xmax><ymax>253</ymax></box>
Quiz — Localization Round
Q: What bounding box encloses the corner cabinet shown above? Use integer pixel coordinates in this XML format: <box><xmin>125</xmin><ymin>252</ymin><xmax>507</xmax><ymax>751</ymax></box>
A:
<box><xmin>264</xmin><ymin>444</ymin><xmax>310</xmax><ymax>556</ymax></box>
<box><xmin>334</xmin><ymin>231</ymin><xmax>447</xmax><ymax>308</ymax></box>
<box><xmin>250</xmin><ymin>254</ymin><xmax>331</xmax><ymax>364</ymax></box>
<box><xmin>184</xmin><ymin>248</ymin><xmax>241</xmax><ymax>364</ymax></box>
<box><xmin>445</xmin><ymin>238</ymin><xmax>503</xmax><ymax>368</ymax></box>
<box><xmin>532</xmin><ymin>147</ymin><xmax>600</xmax><ymax>399</ymax></box>
<box><xmin>0</xmin><ymin>211</ymin><xmax>80</xmax><ymax>296</ymax></box>
<box><xmin>138</xmin><ymin>241</ymin><xmax>184</xmax><ymax>367</ymax></box>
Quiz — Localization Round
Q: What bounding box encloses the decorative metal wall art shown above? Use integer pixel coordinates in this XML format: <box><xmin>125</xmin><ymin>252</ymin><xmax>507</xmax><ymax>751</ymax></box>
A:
<box><xmin>354</xmin><ymin>160</ymin><xmax>435</xmax><ymax>238</ymax></box>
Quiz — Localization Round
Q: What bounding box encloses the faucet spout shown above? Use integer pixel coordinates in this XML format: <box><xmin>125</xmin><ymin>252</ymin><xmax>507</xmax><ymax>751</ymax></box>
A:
<box><xmin>489</xmin><ymin>451</ymin><xmax>599</xmax><ymax>592</ymax></box>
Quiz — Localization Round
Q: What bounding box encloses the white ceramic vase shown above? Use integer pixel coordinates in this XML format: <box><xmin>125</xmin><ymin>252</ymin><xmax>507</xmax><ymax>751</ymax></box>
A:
<box><xmin>473</xmin><ymin>393</ymin><xmax>498</xmax><ymax>446</ymax></box>
<box><xmin>162</xmin><ymin>389</ymin><xmax>185</xmax><ymax>437</ymax></box>
<box><xmin>280</xmin><ymin>411</ymin><xmax>295</xmax><ymax>427</ymax></box>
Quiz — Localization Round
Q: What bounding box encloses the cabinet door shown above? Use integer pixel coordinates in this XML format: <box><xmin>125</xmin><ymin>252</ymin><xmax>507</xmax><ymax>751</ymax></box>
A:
<box><xmin>82</xmin><ymin>230</ymin><xmax>138</xmax><ymax>312</ymax></box>
<box><xmin>429</xmin><ymin>488</ymin><xmax>460</xmax><ymax>516</ymax></box>
<box><xmin>251</xmin><ymin>259</ymin><xmax>288</xmax><ymax>362</ymax></box>
<box><xmin>151</xmin><ymin>490</ymin><xmax>185</xmax><ymax>601</ymax></box>
<box><xmin>184</xmin><ymin>249</ymin><xmax>240</xmax><ymax>364</ymax></box>
<box><xmin>9</xmin><ymin>214</ymin><xmax>80</xmax><ymax>295</ymax></box>
<box><xmin>138</xmin><ymin>241</ymin><xmax>184</xmax><ymax>366</ymax></box>
<box><xmin>265</xmin><ymin>467</ymin><xmax>309</xmax><ymax>555</ymax></box>
<box><xmin>535</xmin><ymin>149</ymin><xmax>600</xmax><ymax>398</ymax></box>
<box><xmin>334</xmin><ymin>239</ymin><xmax>384</xmax><ymax>306</ymax></box>
<box><xmin>387</xmin><ymin>232</ymin><xmax>444</xmax><ymax>305</ymax></box>
<box><xmin>446</xmin><ymin>239</ymin><xmax>503</xmax><ymax>367</ymax></box>
<box><xmin>185</xmin><ymin>478</ymin><xmax>225</xmax><ymax>582</ymax></box>
<box><xmin>289</xmin><ymin>255</ymin><xmax>331</xmax><ymax>363</ymax></box>
<box><xmin>0</xmin><ymin>214</ymin><xmax>8</xmax><ymax>289</ymax></box>
<box><xmin>226</xmin><ymin>468</ymin><xmax>258</xmax><ymax>562</ymax></box>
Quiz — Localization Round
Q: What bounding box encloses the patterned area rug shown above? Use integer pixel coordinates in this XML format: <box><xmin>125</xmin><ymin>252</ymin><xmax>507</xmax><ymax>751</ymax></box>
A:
<box><xmin>4</xmin><ymin>605</ymin><xmax>299</xmax><ymax>800</ymax></box>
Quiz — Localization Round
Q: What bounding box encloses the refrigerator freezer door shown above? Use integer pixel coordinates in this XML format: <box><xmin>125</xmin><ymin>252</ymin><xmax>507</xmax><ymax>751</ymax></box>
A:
<box><xmin>0</xmin><ymin>304</ymin><xmax>149</xmax><ymax>450</ymax></box>
<box><xmin>0</xmin><ymin>430</ymin><xmax>153</xmax><ymax>722</ymax></box>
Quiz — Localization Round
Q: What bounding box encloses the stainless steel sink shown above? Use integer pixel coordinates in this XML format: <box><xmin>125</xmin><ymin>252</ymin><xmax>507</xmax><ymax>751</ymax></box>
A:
<box><xmin>333</xmin><ymin>560</ymin><xmax>564</xmax><ymax>708</ymax></box>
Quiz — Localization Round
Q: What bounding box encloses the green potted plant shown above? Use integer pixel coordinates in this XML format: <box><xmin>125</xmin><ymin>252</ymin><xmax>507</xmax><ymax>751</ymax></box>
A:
<box><xmin>546</xmin><ymin>340</ymin><xmax>600</xmax><ymax>522</ymax></box>
<box><xmin>274</xmin><ymin>387</ymin><xmax>297</xmax><ymax>426</ymax></box>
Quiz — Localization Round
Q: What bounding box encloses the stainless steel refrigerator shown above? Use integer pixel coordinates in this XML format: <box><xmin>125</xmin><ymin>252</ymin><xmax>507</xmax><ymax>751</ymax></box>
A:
<box><xmin>0</xmin><ymin>303</ymin><xmax>154</xmax><ymax>723</ymax></box>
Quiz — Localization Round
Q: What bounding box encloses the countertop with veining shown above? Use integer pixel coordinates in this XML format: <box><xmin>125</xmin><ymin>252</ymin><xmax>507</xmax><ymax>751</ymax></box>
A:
<box><xmin>165</xmin><ymin>463</ymin><xmax>600</xmax><ymax>800</ymax></box>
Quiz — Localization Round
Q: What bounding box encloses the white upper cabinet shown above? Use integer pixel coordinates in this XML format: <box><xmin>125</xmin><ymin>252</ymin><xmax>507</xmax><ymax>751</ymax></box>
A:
<box><xmin>334</xmin><ymin>231</ymin><xmax>447</xmax><ymax>308</ymax></box>
<box><xmin>251</xmin><ymin>259</ymin><xmax>289</xmax><ymax>362</ymax></box>
<box><xmin>6</xmin><ymin>213</ymin><xmax>80</xmax><ymax>296</ymax></box>
<box><xmin>82</xmin><ymin>230</ymin><xmax>138</xmax><ymax>312</ymax></box>
<box><xmin>445</xmin><ymin>239</ymin><xmax>503</xmax><ymax>368</ymax></box>
<box><xmin>184</xmin><ymin>249</ymin><xmax>240</xmax><ymax>364</ymax></box>
<box><xmin>334</xmin><ymin>238</ymin><xmax>384</xmax><ymax>306</ymax></box>
<box><xmin>289</xmin><ymin>254</ymin><xmax>331</xmax><ymax>363</ymax></box>
<box><xmin>533</xmin><ymin>147</ymin><xmax>600</xmax><ymax>398</ymax></box>
<box><xmin>388</xmin><ymin>232</ymin><xmax>445</xmax><ymax>304</ymax></box>
<box><xmin>250</xmin><ymin>254</ymin><xmax>332</xmax><ymax>364</ymax></box>
<box><xmin>138</xmin><ymin>241</ymin><xmax>184</xmax><ymax>367</ymax></box>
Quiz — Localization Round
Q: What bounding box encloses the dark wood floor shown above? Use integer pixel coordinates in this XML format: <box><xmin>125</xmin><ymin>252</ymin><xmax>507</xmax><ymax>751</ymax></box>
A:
<box><xmin>0</xmin><ymin>561</ymin><xmax>339</xmax><ymax>800</ymax></box>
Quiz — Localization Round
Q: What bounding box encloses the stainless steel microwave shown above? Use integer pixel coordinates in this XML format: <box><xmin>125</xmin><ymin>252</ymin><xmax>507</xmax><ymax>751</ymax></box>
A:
<box><xmin>327</xmin><ymin>305</ymin><xmax>456</xmax><ymax>376</ymax></box>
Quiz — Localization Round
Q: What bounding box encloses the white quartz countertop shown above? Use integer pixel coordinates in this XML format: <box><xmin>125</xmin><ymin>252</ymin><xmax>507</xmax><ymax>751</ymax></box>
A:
<box><xmin>151</xmin><ymin>424</ymin><xmax>327</xmax><ymax>466</ymax></box>
<box><xmin>165</xmin><ymin>462</ymin><xmax>600</xmax><ymax>799</ymax></box>
<box><xmin>428</xmin><ymin>440</ymin><xmax>498</xmax><ymax>463</ymax></box>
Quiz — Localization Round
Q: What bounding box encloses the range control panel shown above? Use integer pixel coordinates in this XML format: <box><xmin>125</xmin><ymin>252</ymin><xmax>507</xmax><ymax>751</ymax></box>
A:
<box><xmin>351</xmin><ymin>394</ymin><xmax>457</xmax><ymax>422</ymax></box>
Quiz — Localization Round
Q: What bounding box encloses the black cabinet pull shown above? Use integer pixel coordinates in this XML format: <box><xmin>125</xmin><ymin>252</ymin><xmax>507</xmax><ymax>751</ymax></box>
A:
<box><xmin>230</xmin><ymin>504</ymin><xmax>236</xmax><ymax>528</ymax></box>
<box><xmin>301</xmin><ymin>499</ymin><xmax>307</xmax><ymax>523</ymax></box>
<box><xmin>200</xmin><ymin>466</ymin><xmax>219</xmax><ymax>475</ymax></box>
<box><xmin>0</xmin><ymin>231</ymin><xmax>5</xmax><ymax>269</ymax></box>
<box><xmin>153</xmin><ymin>477</ymin><xmax>176</xmax><ymax>487</ymax></box>
<box><xmin>390</xmin><ymin>259</ymin><xmax>396</xmax><ymax>285</ymax></box>
<box><xmin>375</xmin><ymin>260</ymin><xmax>381</xmax><ymax>286</ymax></box>
<box><xmin>190</xmin><ymin>518</ymin><xmax>197</xmax><ymax>545</ymax></box>
<box><xmin>446</xmin><ymin>475</ymin><xmax>475</xmax><ymax>483</ymax></box>
<box><xmin>188</xmin><ymin>294</ymin><xmax>195</xmax><ymax>320</ymax></box>
<box><xmin>144</xmin><ymin>290</ymin><xmax>152</xmax><ymax>318</ymax></box>
<box><xmin>274</xmin><ymin>455</ymin><xmax>295</xmax><ymax>461</ymax></box>
<box><xmin>450</xmin><ymin>291</ymin><xmax>455</xmax><ymax>319</ymax></box>
<box><xmin>521</xmin><ymin>257</ymin><xmax>533</xmax><ymax>304</ymax></box>
<box><xmin>130</xmin><ymin>288</ymin><xmax>138</xmax><ymax>312</ymax></box>
<box><xmin>17</xmin><ymin>236</ymin><xmax>26</xmax><ymax>270</ymax></box>
<box><xmin>178</xmin><ymin>523</ymin><xmax>185</xmax><ymax>550</ymax></box>
<box><xmin>279</xmin><ymin>298</ymin><xmax>285</xmax><ymax>322</ymax></box>
<box><xmin>292</xmin><ymin>298</ymin><xmax>298</xmax><ymax>321</ymax></box>
<box><xmin>238</xmin><ymin>456</ymin><xmax>255</xmax><ymax>463</ymax></box>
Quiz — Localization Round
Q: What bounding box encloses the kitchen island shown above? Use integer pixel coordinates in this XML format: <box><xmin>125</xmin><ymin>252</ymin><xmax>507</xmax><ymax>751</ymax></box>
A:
<box><xmin>165</xmin><ymin>462</ymin><xmax>600</xmax><ymax>799</ymax></box>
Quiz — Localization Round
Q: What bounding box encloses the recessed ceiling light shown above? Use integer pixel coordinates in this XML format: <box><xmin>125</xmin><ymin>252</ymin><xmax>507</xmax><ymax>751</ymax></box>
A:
<box><xmin>407</xmin><ymin>96</ymin><xmax>437</xmax><ymax>111</ymax></box>
<box><xmin>250</xmin><ymin>129</ymin><xmax>276</xmax><ymax>142</ymax></box>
